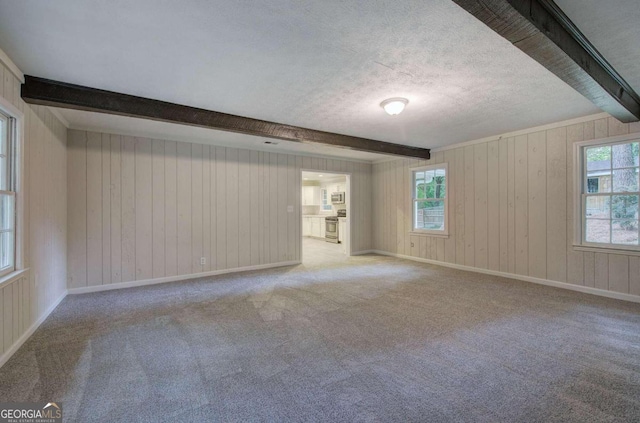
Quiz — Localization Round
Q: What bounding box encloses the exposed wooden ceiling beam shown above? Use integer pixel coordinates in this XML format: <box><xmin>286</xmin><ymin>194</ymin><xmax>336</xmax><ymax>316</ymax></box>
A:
<box><xmin>452</xmin><ymin>0</ymin><xmax>640</xmax><ymax>122</ymax></box>
<box><xmin>21</xmin><ymin>76</ymin><xmax>430</xmax><ymax>160</ymax></box>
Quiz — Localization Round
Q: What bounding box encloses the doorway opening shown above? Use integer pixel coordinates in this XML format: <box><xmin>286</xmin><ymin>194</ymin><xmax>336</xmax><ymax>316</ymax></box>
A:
<box><xmin>301</xmin><ymin>170</ymin><xmax>351</xmax><ymax>265</ymax></box>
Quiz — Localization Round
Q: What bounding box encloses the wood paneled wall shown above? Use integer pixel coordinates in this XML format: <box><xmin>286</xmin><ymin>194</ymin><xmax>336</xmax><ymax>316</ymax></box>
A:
<box><xmin>0</xmin><ymin>62</ymin><xmax>67</xmax><ymax>359</ymax></box>
<box><xmin>67</xmin><ymin>130</ymin><xmax>372</xmax><ymax>289</ymax></box>
<box><xmin>373</xmin><ymin>117</ymin><xmax>640</xmax><ymax>298</ymax></box>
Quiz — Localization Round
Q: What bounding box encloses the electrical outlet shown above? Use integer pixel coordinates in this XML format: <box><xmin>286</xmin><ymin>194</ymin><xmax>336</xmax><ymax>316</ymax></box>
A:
<box><xmin>287</xmin><ymin>205</ymin><xmax>294</xmax><ymax>213</ymax></box>
<box><xmin>200</xmin><ymin>257</ymin><xmax>206</xmax><ymax>265</ymax></box>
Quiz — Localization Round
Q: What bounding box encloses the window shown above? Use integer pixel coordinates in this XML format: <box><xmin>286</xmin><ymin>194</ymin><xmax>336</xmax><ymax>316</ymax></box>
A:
<box><xmin>411</xmin><ymin>163</ymin><xmax>448</xmax><ymax>235</ymax></box>
<box><xmin>0</xmin><ymin>110</ymin><xmax>15</xmax><ymax>276</ymax></box>
<box><xmin>321</xmin><ymin>188</ymin><xmax>331</xmax><ymax>211</ymax></box>
<box><xmin>577</xmin><ymin>137</ymin><xmax>639</xmax><ymax>249</ymax></box>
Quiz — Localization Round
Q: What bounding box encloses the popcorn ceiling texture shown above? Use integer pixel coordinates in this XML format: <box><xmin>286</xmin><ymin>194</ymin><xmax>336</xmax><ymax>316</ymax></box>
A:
<box><xmin>0</xmin><ymin>0</ymin><xmax>601</xmax><ymax>158</ymax></box>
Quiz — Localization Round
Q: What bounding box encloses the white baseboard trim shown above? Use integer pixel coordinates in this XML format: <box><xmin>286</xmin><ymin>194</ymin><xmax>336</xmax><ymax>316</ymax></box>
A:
<box><xmin>371</xmin><ymin>250</ymin><xmax>640</xmax><ymax>304</ymax></box>
<box><xmin>351</xmin><ymin>250</ymin><xmax>375</xmax><ymax>256</ymax></box>
<box><xmin>68</xmin><ymin>261</ymin><xmax>301</xmax><ymax>295</ymax></box>
<box><xmin>0</xmin><ymin>289</ymin><xmax>67</xmax><ymax>369</ymax></box>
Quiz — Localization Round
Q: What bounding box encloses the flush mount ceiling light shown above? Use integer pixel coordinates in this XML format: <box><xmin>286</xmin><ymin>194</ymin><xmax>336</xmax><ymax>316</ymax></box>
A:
<box><xmin>380</xmin><ymin>97</ymin><xmax>408</xmax><ymax>116</ymax></box>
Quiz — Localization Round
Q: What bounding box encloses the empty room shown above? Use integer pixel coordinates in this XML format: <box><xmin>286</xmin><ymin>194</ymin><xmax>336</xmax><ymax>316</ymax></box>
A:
<box><xmin>0</xmin><ymin>1</ymin><xmax>639</xmax><ymax>422</ymax></box>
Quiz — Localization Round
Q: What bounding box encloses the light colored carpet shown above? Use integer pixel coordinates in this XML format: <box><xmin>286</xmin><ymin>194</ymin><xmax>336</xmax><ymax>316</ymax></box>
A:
<box><xmin>1</xmin><ymin>254</ymin><xmax>639</xmax><ymax>422</ymax></box>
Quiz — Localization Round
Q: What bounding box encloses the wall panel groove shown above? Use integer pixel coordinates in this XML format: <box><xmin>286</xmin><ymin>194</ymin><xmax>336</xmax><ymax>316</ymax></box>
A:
<box><xmin>67</xmin><ymin>130</ymin><xmax>372</xmax><ymax>288</ymax></box>
<box><xmin>371</xmin><ymin>115</ymin><xmax>640</xmax><ymax>299</ymax></box>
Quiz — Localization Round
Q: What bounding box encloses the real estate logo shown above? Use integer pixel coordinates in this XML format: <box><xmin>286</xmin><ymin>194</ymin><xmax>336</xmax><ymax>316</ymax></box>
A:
<box><xmin>0</xmin><ymin>402</ymin><xmax>62</xmax><ymax>423</ymax></box>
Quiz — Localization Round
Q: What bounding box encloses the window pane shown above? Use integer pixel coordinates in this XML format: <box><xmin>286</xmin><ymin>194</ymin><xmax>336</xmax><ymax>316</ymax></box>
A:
<box><xmin>415</xmin><ymin>172</ymin><xmax>425</xmax><ymax>199</ymax></box>
<box><xmin>0</xmin><ymin>194</ymin><xmax>14</xmax><ymax>230</ymax></box>
<box><xmin>611</xmin><ymin>195</ymin><xmax>638</xmax><ymax>220</ymax></box>
<box><xmin>434</xmin><ymin>171</ymin><xmax>446</xmax><ymax>198</ymax></box>
<box><xmin>423</xmin><ymin>170</ymin><xmax>435</xmax><ymax>184</ymax></box>
<box><xmin>612</xmin><ymin>168</ymin><xmax>639</xmax><ymax>192</ymax></box>
<box><xmin>0</xmin><ymin>113</ymin><xmax>8</xmax><ymax>191</ymax></box>
<box><xmin>0</xmin><ymin>231</ymin><xmax>13</xmax><ymax>270</ymax></box>
<box><xmin>612</xmin><ymin>220</ymin><xmax>639</xmax><ymax>245</ymax></box>
<box><xmin>585</xmin><ymin>219</ymin><xmax>610</xmax><ymax>243</ymax></box>
<box><xmin>612</xmin><ymin>142</ymin><xmax>639</xmax><ymax>169</ymax></box>
<box><xmin>586</xmin><ymin>172</ymin><xmax>610</xmax><ymax>193</ymax></box>
<box><xmin>586</xmin><ymin>146</ymin><xmax>611</xmax><ymax>171</ymax></box>
<box><xmin>0</xmin><ymin>157</ymin><xmax>6</xmax><ymax>191</ymax></box>
<box><xmin>585</xmin><ymin>196</ymin><xmax>610</xmax><ymax>219</ymax></box>
<box><xmin>0</xmin><ymin>113</ymin><xmax>7</xmax><ymax>157</ymax></box>
<box><xmin>415</xmin><ymin>200</ymin><xmax>445</xmax><ymax>231</ymax></box>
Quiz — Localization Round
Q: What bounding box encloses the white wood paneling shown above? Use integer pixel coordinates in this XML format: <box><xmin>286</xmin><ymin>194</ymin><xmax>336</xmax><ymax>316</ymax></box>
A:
<box><xmin>464</xmin><ymin>145</ymin><xmax>475</xmax><ymax>267</ymax></box>
<box><xmin>546</xmin><ymin>127</ymin><xmax>567</xmax><ymax>282</ymax></box>
<box><xmin>177</xmin><ymin>142</ymin><xmax>192</xmax><ymax>275</ymax></box>
<box><xmin>135</xmin><ymin>138</ymin><xmax>153</xmax><ymax>280</ymax></box>
<box><xmin>86</xmin><ymin>132</ymin><xmax>102</xmax><ymax>285</ymax></box>
<box><xmin>191</xmin><ymin>143</ymin><xmax>204</xmax><ymax>273</ymax></box>
<box><xmin>528</xmin><ymin>131</ymin><xmax>546</xmax><ymax>279</ymax></box>
<box><xmin>474</xmin><ymin>144</ymin><xmax>488</xmax><ymax>269</ymax></box>
<box><xmin>152</xmin><ymin>140</ymin><xmax>165</xmax><ymax>278</ymax></box>
<box><xmin>514</xmin><ymin>135</ymin><xmax>528</xmax><ymax>276</ymax></box>
<box><xmin>487</xmin><ymin>141</ymin><xmax>500</xmax><ymax>271</ymax></box>
<box><xmin>66</xmin><ymin>130</ymin><xmax>372</xmax><ymax>288</ymax></box>
<box><xmin>371</xmin><ymin>114</ymin><xmax>640</xmax><ymax>299</ymax></box>
<box><xmin>164</xmin><ymin>141</ymin><xmax>178</xmax><ymax>276</ymax></box>
<box><xmin>1</xmin><ymin>60</ymin><xmax>67</xmax><ymax>363</ymax></box>
<box><xmin>110</xmin><ymin>135</ymin><xmax>122</xmax><ymax>283</ymax></box>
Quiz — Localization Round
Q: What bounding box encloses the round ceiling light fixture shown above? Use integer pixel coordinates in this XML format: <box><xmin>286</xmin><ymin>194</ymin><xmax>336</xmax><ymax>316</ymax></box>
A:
<box><xmin>380</xmin><ymin>97</ymin><xmax>408</xmax><ymax>116</ymax></box>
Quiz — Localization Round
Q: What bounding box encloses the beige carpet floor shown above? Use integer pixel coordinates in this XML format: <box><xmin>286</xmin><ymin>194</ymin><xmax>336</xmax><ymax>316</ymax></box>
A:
<box><xmin>0</xmin><ymin>253</ymin><xmax>639</xmax><ymax>422</ymax></box>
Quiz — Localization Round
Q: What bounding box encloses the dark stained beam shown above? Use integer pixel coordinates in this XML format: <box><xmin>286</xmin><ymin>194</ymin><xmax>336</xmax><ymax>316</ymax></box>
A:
<box><xmin>452</xmin><ymin>0</ymin><xmax>640</xmax><ymax>122</ymax></box>
<box><xmin>21</xmin><ymin>75</ymin><xmax>430</xmax><ymax>159</ymax></box>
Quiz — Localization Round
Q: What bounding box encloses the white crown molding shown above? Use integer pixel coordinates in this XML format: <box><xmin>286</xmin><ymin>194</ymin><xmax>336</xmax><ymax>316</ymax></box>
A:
<box><xmin>372</xmin><ymin>112</ymin><xmax>612</xmax><ymax>164</ymax></box>
<box><xmin>372</xmin><ymin>250</ymin><xmax>640</xmax><ymax>304</ymax></box>
<box><xmin>0</xmin><ymin>47</ymin><xmax>24</xmax><ymax>83</ymax></box>
<box><xmin>68</xmin><ymin>123</ymin><xmax>375</xmax><ymax>164</ymax></box>
<box><xmin>48</xmin><ymin>108</ymin><xmax>70</xmax><ymax>128</ymax></box>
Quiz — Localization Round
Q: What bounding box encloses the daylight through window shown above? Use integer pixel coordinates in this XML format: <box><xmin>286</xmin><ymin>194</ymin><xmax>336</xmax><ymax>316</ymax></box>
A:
<box><xmin>582</xmin><ymin>139</ymin><xmax>639</xmax><ymax>248</ymax></box>
<box><xmin>0</xmin><ymin>110</ymin><xmax>16</xmax><ymax>276</ymax></box>
<box><xmin>412</xmin><ymin>164</ymin><xmax>448</xmax><ymax>234</ymax></box>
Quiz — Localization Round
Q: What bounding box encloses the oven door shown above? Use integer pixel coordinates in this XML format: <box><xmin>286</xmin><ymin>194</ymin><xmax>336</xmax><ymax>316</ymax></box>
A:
<box><xmin>325</xmin><ymin>219</ymin><xmax>338</xmax><ymax>242</ymax></box>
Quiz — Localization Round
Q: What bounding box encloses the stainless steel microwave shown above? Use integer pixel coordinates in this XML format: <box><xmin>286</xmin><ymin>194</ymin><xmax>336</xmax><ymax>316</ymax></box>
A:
<box><xmin>331</xmin><ymin>192</ymin><xmax>345</xmax><ymax>204</ymax></box>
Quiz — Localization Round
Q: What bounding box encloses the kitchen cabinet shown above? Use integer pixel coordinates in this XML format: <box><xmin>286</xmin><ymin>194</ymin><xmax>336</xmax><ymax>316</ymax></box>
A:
<box><xmin>302</xmin><ymin>186</ymin><xmax>321</xmax><ymax>205</ymax></box>
<box><xmin>302</xmin><ymin>217</ymin><xmax>311</xmax><ymax>236</ymax></box>
<box><xmin>303</xmin><ymin>216</ymin><xmax>326</xmax><ymax>239</ymax></box>
<box><xmin>311</xmin><ymin>217</ymin><xmax>320</xmax><ymax>237</ymax></box>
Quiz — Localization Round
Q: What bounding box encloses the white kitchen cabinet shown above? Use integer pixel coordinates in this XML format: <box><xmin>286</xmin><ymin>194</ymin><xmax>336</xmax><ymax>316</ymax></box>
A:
<box><xmin>302</xmin><ymin>217</ymin><xmax>311</xmax><ymax>236</ymax></box>
<box><xmin>311</xmin><ymin>217</ymin><xmax>321</xmax><ymax>237</ymax></box>
<box><xmin>302</xmin><ymin>186</ymin><xmax>321</xmax><ymax>205</ymax></box>
<box><xmin>303</xmin><ymin>216</ymin><xmax>326</xmax><ymax>239</ymax></box>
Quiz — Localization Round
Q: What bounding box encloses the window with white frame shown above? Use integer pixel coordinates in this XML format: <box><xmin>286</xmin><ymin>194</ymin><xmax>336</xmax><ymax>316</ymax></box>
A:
<box><xmin>577</xmin><ymin>137</ymin><xmax>639</xmax><ymax>249</ymax></box>
<box><xmin>412</xmin><ymin>163</ymin><xmax>448</xmax><ymax>234</ymax></box>
<box><xmin>0</xmin><ymin>110</ymin><xmax>15</xmax><ymax>276</ymax></box>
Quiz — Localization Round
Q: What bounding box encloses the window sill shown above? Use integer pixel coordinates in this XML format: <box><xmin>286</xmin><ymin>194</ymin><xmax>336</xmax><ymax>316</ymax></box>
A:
<box><xmin>0</xmin><ymin>268</ymin><xmax>29</xmax><ymax>289</ymax></box>
<box><xmin>409</xmin><ymin>231</ymin><xmax>449</xmax><ymax>239</ymax></box>
<box><xmin>573</xmin><ymin>244</ymin><xmax>640</xmax><ymax>257</ymax></box>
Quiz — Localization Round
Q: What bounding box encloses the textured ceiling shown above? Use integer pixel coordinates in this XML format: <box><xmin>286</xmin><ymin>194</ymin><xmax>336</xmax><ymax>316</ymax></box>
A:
<box><xmin>0</xmin><ymin>0</ymin><xmax>606</xmax><ymax>160</ymax></box>
<box><xmin>554</xmin><ymin>0</ymin><xmax>640</xmax><ymax>93</ymax></box>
